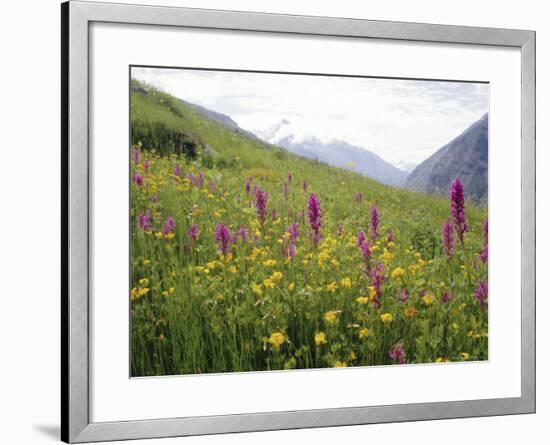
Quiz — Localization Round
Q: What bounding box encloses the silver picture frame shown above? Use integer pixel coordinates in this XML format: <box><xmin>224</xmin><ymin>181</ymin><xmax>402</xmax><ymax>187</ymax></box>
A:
<box><xmin>61</xmin><ymin>1</ymin><xmax>536</xmax><ymax>442</ymax></box>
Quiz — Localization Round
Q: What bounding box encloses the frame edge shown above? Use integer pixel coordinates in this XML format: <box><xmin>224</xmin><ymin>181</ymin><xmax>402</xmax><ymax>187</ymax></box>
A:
<box><xmin>63</xmin><ymin>1</ymin><xmax>536</xmax><ymax>442</ymax></box>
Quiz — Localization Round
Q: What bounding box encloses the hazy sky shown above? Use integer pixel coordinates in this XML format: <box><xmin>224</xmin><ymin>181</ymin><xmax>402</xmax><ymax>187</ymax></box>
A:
<box><xmin>132</xmin><ymin>67</ymin><xmax>489</xmax><ymax>166</ymax></box>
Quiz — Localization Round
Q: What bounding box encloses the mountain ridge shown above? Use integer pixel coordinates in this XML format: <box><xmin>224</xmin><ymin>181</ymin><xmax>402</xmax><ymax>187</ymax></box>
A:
<box><xmin>405</xmin><ymin>113</ymin><xmax>488</xmax><ymax>200</ymax></box>
<box><xmin>255</xmin><ymin>119</ymin><xmax>408</xmax><ymax>187</ymax></box>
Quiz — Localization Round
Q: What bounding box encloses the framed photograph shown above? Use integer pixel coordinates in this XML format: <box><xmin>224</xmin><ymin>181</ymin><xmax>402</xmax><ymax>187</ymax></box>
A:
<box><xmin>62</xmin><ymin>1</ymin><xmax>535</xmax><ymax>442</ymax></box>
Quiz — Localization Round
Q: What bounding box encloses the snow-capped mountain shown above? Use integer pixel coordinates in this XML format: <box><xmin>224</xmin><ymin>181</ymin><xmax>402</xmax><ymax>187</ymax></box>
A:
<box><xmin>394</xmin><ymin>160</ymin><xmax>418</xmax><ymax>174</ymax></box>
<box><xmin>255</xmin><ymin>120</ymin><xmax>408</xmax><ymax>187</ymax></box>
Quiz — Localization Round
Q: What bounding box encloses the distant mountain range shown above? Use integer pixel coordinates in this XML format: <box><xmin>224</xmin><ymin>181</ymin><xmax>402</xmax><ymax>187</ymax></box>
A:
<box><xmin>255</xmin><ymin>119</ymin><xmax>408</xmax><ymax>187</ymax></box>
<box><xmin>405</xmin><ymin>113</ymin><xmax>488</xmax><ymax>201</ymax></box>
<box><xmin>171</xmin><ymin>95</ymin><xmax>487</xmax><ymax>198</ymax></box>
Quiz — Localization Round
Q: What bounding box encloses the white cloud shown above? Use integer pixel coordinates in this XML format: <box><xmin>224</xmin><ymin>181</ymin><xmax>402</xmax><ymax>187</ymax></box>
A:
<box><xmin>132</xmin><ymin>67</ymin><xmax>489</xmax><ymax>165</ymax></box>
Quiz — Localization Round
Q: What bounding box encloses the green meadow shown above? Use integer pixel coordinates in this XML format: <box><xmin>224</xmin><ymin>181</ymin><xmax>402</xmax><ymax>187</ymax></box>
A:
<box><xmin>130</xmin><ymin>81</ymin><xmax>488</xmax><ymax>376</ymax></box>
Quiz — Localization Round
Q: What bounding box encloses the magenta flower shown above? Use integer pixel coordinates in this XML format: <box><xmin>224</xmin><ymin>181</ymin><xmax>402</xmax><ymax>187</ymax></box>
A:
<box><xmin>132</xmin><ymin>173</ymin><xmax>144</xmax><ymax>187</ymax></box>
<box><xmin>357</xmin><ymin>230</ymin><xmax>366</xmax><ymax>248</ymax></box>
<box><xmin>288</xmin><ymin>172</ymin><xmax>293</xmax><ymax>186</ymax></box>
<box><xmin>254</xmin><ymin>187</ymin><xmax>269</xmax><ymax>225</ymax></box>
<box><xmin>143</xmin><ymin>159</ymin><xmax>150</xmax><ymax>174</ymax></box>
<box><xmin>371</xmin><ymin>261</ymin><xmax>385</xmax><ymax>308</ymax></box>
<box><xmin>237</xmin><ymin>225</ymin><xmax>248</xmax><ymax>242</ymax></box>
<box><xmin>163</xmin><ymin>216</ymin><xmax>175</xmax><ymax>235</ymax></box>
<box><xmin>245</xmin><ymin>177</ymin><xmax>252</xmax><ymax>196</ymax></box>
<box><xmin>187</xmin><ymin>224</ymin><xmax>200</xmax><ymax>243</ymax></box>
<box><xmin>284</xmin><ymin>243</ymin><xmax>297</xmax><ymax>259</ymax></box>
<box><xmin>197</xmin><ymin>172</ymin><xmax>205</xmax><ymax>187</ymax></box>
<box><xmin>174</xmin><ymin>164</ymin><xmax>181</xmax><ymax>177</ymax></box>
<box><xmin>442</xmin><ymin>219</ymin><xmax>454</xmax><ymax>258</ymax></box>
<box><xmin>474</xmin><ymin>280</ymin><xmax>488</xmax><ymax>309</ymax></box>
<box><xmin>396</xmin><ymin>288</ymin><xmax>408</xmax><ymax>303</ymax></box>
<box><xmin>387</xmin><ymin>231</ymin><xmax>394</xmax><ymax>243</ymax></box>
<box><xmin>288</xmin><ymin>223</ymin><xmax>300</xmax><ymax>242</ymax></box>
<box><xmin>480</xmin><ymin>218</ymin><xmax>488</xmax><ymax>263</ymax></box>
<box><xmin>441</xmin><ymin>292</ymin><xmax>451</xmax><ymax>303</ymax></box>
<box><xmin>133</xmin><ymin>148</ymin><xmax>140</xmax><ymax>164</ymax></box>
<box><xmin>302</xmin><ymin>180</ymin><xmax>308</xmax><ymax>193</ymax></box>
<box><xmin>370</xmin><ymin>206</ymin><xmax>379</xmax><ymax>240</ymax></box>
<box><xmin>388</xmin><ymin>343</ymin><xmax>407</xmax><ymax>364</ymax></box>
<box><xmin>215</xmin><ymin>223</ymin><xmax>232</xmax><ymax>256</ymax></box>
<box><xmin>480</xmin><ymin>245</ymin><xmax>488</xmax><ymax>263</ymax></box>
<box><xmin>138</xmin><ymin>213</ymin><xmax>151</xmax><ymax>231</ymax></box>
<box><xmin>307</xmin><ymin>193</ymin><xmax>322</xmax><ymax>247</ymax></box>
<box><xmin>283</xmin><ymin>182</ymin><xmax>289</xmax><ymax>200</ymax></box>
<box><xmin>357</xmin><ymin>230</ymin><xmax>371</xmax><ymax>261</ymax></box>
<box><xmin>186</xmin><ymin>172</ymin><xmax>204</xmax><ymax>187</ymax></box>
<box><xmin>271</xmin><ymin>210</ymin><xmax>278</xmax><ymax>220</ymax></box>
<box><xmin>450</xmin><ymin>178</ymin><xmax>468</xmax><ymax>242</ymax></box>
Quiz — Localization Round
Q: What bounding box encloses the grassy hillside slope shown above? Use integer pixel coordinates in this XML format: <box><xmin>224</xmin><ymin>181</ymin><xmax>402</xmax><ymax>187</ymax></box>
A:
<box><xmin>130</xmin><ymin>81</ymin><xmax>488</xmax><ymax>376</ymax></box>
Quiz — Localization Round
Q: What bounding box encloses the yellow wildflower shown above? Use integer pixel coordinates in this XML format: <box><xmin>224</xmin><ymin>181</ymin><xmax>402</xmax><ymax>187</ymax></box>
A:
<box><xmin>229</xmin><ymin>266</ymin><xmax>237</xmax><ymax>274</ymax></box>
<box><xmin>161</xmin><ymin>287</ymin><xmax>175</xmax><ymax>297</ymax></box>
<box><xmin>341</xmin><ymin>277</ymin><xmax>352</xmax><ymax>288</ymax></box>
<box><xmin>380</xmin><ymin>313</ymin><xmax>393</xmax><ymax>324</ymax></box>
<box><xmin>318</xmin><ymin>250</ymin><xmax>330</xmax><ymax>264</ymax></box>
<box><xmin>263</xmin><ymin>278</ymin><xmax>276</xmax><ymax>289</ymax></box>
<box><xmin>133</xmin><ymin>287</ymin><xmax>149</xmax><ymax>299</ymax></box>
<box><xmin>326</xmin><ymin>282</ymin><xmax>338</xmax><ymax>293</ymax></box>
<box><xmin>262</xmin><ymin>259</ymin><xmax>277</xmax><ymax>267</ymax></box>
<box><xmin>331</xmin><ymin>258</ymin><xmax>340</xmax><ymax>267</ymax></box>
<box><xmin>314</xmin><ymin>332</ymin><xmax>327</xmax><ymax>346</ymax></box>
<box><xmin>381</xmin><ymin>249</ymin><xmax>394</xmax><ymax>263</ymax></box>
<box><xmin>324</xmin><ymin>311</ymin><xmax>338</xmax><ymax>323</ymax></box>
<box><xmin>267</xmin><ymin>332</ymin><xmax>285</xmax><ymax>349</ymax></box>
<box><xmin>348</xmin><ymin>351</ymin><xmax>357</xmax><ymax>361</ymax></box>
<box><xmin>288</xmin><ymin>282</ymin><xmax>295</xmax><ymax>291</ymax></box>
<box><xmin>356</xmin><ymin>296</ymin><xmax>369</xmax><ymax>305</ymax></box>
<box><xmin>422</xmin><ymin>293</ymin><xmax>435</xmax><ymax>305</ymax></box>
<box><xmin>271</xmin><ymin>271</ymin><xmax>283</xmax><ymax>281</ymax></box>
<box><xmin>251</xmin><ymin>283</ymin><xmax>263</xmax><ymax>296</ymax></box>
<box><xmin>333</xmin><ymin>361</ymin><xmax>347</xmax><ymax>368</ymax></box>
<box><xmin>138</xmin><ymin>278</ymin><xmax>149</xmax><ymax>286</ymax></box>
<box><xmin>460</xmin><ymin>352</ymin><xmax>471</xmax><ymax>360</ymax></box>
<box><xmin>143</xmin><ymin>259</ymin><xmax>151</xmax><ymax>266</ymax></box>
<box><xmin>391</xmin><ymin>267</ymin><xmax>405</xmax><ymax>280</ymax></box>
<box><xmin>358</xmin><ymin>327</ymin><xmax>372</xmax><ymax>339</ymax></box>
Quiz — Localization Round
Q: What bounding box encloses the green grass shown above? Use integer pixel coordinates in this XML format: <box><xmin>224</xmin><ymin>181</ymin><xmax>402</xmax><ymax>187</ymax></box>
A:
<box><xmin>130</xmin><ymin>81</ymin><xmax>488</xmax><ymax>376</ymax></box>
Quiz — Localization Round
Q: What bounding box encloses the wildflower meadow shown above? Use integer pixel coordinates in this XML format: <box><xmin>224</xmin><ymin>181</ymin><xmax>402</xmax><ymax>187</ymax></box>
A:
<box><xmin>130</xmin><ymin>83</ymin><xmax>488</xmax><ymax>376</ymax></box>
